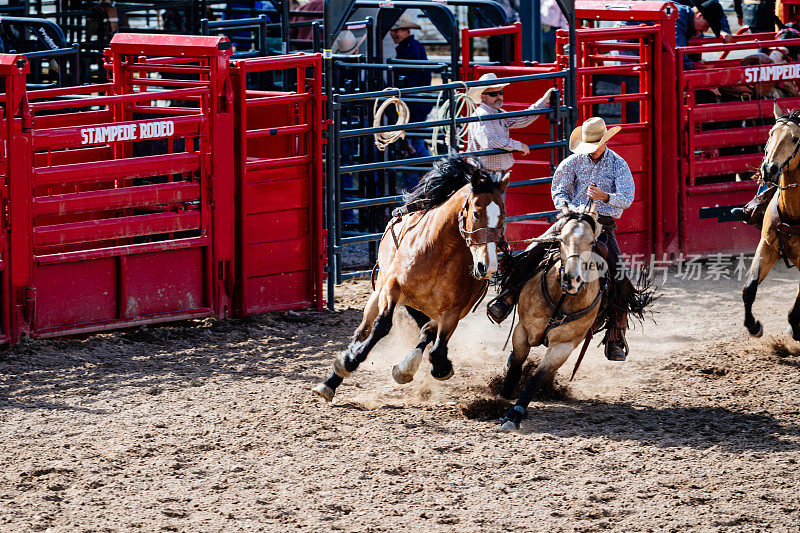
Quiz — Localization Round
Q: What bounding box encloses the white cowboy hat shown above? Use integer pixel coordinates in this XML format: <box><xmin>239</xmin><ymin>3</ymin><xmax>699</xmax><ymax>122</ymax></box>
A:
<box><xmin>333</xmin><ymin>30</ymin><xmax>367</xmax><ymax>55</ymax></box>
<box><xmin>467</xmin><ymin>73</ymin><xmax>510</xmax><ymax>103</ymax></box>
<box><xmin>391</xmin><ymin>15</ymin><xmax>421</xmax><ymax>30</ymax></box>
<box><xmin>569</xmin><ymin>117</ymin><xmax>622</xmax><ymax>154</ymax></box>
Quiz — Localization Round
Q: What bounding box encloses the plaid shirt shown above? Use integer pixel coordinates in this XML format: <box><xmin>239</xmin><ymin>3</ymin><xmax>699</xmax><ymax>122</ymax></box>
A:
<box><xmin>466</xmin><ymin>100</ymin><xmax>547</xmax><ymax>172</ymax></box>
<box><xmin>551</xmin><ymin>149</ymin><xmax>635</xmax><ymax>219</ymax></box>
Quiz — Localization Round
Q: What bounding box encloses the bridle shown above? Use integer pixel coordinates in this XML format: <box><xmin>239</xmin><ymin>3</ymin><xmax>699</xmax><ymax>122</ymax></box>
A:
<box><xmin>767</xmin><ymin>116</ymin><xmax>800</xmax><ymax>184</ymax></box>
<box><xmin>555</xmin><ymin>213</ymin><xmax>599</xmax><ymax>292</ymax></box>
<box><xmin>458</xmin><ymin>197</ymin><xmax>505</xmax><ymax>246</ymax></box>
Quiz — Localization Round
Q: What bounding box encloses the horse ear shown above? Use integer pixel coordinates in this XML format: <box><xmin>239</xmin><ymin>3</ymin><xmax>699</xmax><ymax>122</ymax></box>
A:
<box><xmin>498</xmin><ymin>172</ymin><xmax>511</xmax><ymax>193</ymax></box>
<box><xmin>588</xmin><ymin>199</ymin><xmax>598</xmax><ymax>216</ymax></box>
<box><xmin>775</xmin><ymin>101</ymin><xmax>783</xmax><ymax>120</ymax></box>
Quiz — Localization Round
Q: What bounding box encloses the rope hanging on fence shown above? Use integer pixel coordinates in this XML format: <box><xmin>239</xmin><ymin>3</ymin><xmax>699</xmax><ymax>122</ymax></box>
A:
<box><xmin>431</xmin><ymin>85</ymin><xmax>475</xmax><ymax>156</ymax></box>
<box><xmin>373</xmin><ymin>89</ymin><xmax>409</xmax><ymax>151</ymax></box>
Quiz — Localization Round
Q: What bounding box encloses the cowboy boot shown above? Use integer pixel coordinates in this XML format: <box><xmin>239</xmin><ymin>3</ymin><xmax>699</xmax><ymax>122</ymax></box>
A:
<box><xmin>487</xmin><ymin>290</ymin><xmax>515</xmax><ymax>324</ymax></box>
<box><xmin>604</xmin><ymin>312</ymin><xmax>629</xmax><ymax>362</ymax></box>
<box><xmin>731</xmin><ymin>185</ymin><xmax>777</xmax><ymax>229</ymax></box>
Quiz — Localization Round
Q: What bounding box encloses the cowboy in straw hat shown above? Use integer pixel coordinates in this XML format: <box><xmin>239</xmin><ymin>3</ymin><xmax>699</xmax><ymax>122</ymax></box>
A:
<box><xmin>466</xmin><ymin>73</ymin><xmax>556</xmax><ymax>173</ymax></box>
<box><xmin>488</xmin><ymin>117</ymin><xmax>636</xmax><ymax>362</ymax></box>
<box><xmin>332</xmin><ymin>30</ymin><xmax>367</xmax><ymax>55</ymax></box>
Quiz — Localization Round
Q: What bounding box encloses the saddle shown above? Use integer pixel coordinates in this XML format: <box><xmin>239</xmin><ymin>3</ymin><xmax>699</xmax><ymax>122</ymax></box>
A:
<box><xmin>769</xmin><ymin>194</ymin><xmax>800</xmax><ymax>261</ymax></box>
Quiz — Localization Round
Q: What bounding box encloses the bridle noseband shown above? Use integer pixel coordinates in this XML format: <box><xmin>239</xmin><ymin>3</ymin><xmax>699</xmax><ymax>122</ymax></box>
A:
<box><xmin>458</xmin><ymin>197</ymin><xmax>504</xmax><ymax>246</ymax></box>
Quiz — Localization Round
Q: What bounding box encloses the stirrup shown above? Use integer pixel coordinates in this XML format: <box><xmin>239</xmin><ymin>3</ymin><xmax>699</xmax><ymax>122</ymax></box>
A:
<box><xmin>604</xmin><ymin>335</ymin><xmax>628</xmax><ymax>362</ymax></box>
<box><xmin>487</xmin><ymin>297</ymin><xmax>513</xmax><ymax>324</ymax></box>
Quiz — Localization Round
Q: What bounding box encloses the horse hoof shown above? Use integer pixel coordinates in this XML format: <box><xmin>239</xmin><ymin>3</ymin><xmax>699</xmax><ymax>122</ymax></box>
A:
<box><xmin>431</xmin><ymin>366</ymin><xmax>454</xmax><ymax>381</ymax></box>
<box><xmin>392</xmin><ymin>365</ymin><xmax>414</xmax><ymax>384</ymax></box>
<box><xmin>499</xmin><ymin>420</ymin><xmax>518</xmax><ymax>431</ymax></box>
<box><xmin>311</xmin><ymin>383</ymin><xmax>334</xmax><ymax>402</ymax></box>
<box><xmin>750</xmin><ymin>321</ymin><xmax>764</xmax><ymax>338</ymax></box>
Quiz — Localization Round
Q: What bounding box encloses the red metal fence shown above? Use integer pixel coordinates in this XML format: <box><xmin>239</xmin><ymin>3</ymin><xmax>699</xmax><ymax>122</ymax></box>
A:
<box><xmin>0</xmin><ymin>34</ymin><xmax>324</xmax><ymax>344</ymax></box>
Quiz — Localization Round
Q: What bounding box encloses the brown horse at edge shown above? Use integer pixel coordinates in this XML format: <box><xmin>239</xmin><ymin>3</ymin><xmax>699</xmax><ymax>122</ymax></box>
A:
<box><xmin>744</xmin><ymin>103</ymin><xmax>800</xmax><ymax>338</ymax></box>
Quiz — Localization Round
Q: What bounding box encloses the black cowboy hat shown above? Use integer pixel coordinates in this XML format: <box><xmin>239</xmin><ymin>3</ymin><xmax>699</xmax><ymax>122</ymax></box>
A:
<box><xmin>692</xmin><ymin>0</ymin><xmax>726</xmax><ymax>38</ymax></box>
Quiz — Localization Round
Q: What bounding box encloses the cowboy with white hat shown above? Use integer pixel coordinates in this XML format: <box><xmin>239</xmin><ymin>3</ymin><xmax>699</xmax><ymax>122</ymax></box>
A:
<box><xmin>554</xmin><ymin>117</ymin><xmax>635</xmax><ymax>361</ymax></box>
<box><xmin>466</xmin><ymin>73</ymin><xmax>556</xmax><ymax>173</ymax></box>
<box><xmin>488</xmin><ymin>117</ymin><xmax>636</xmax><ymax>363</ymax></box>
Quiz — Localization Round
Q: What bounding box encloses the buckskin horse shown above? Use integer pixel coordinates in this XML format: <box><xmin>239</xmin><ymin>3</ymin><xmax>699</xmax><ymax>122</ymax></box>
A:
<box><xmin>313</xmin><ymin>155</ymin><xmax>510</xmax><ymax>402</ymax></box>
<box><xmin>497</xmin><ymin>203</ymin><xmax>607</xmax><ymax>430</ymax></box>
<box><xmin>743</xmin><ymin>104</ymin><xmax>800</xmax><ymax>339</ymax></box>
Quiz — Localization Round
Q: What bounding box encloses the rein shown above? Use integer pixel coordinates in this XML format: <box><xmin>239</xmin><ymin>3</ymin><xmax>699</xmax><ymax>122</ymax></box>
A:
<box><xmin>539</xmin><ymin>255</ymin><xmax>604</xmax><ymax>347</ymax></box>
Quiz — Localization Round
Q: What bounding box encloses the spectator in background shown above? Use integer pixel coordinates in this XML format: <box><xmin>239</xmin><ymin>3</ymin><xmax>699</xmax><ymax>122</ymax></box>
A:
<box><xmin>290</xmin><ymin>0</ymin><xmax>323</xmax><ymax>43</ymax></box>
<box><xmin>540</xmin><ymin>0</ymin><xmax>567</xmax><ymax>63</ymax></box>
<box><xmin>333</xmin><ymin>30</ymin><xmax>366</xmax><ymax>55</ymax></box>
<box><xmin>465</xmin><ymin>73</ymin><xmax>555</xmax><ymax>173</ymax></box>
<box><xmin>734</xmin><ymin>0</ymin><xmax>780</xmax><ymax>34</ymax></box>
<box><xmin>674</xmin><ymin>0</ymin><xmax>733</xmax><ymax>69</ymax></box>
<box><xmin>390</xmin><ymin>15</ymin><xmax>433</xmax><ymax>161</ymax></box>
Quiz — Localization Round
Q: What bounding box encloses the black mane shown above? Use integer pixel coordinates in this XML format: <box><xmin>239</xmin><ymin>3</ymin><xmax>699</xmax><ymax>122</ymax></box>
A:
<box><xmin>401</xmin><ymin>155</ymin><xmax>500</xmax><ymax>212</ymax></box>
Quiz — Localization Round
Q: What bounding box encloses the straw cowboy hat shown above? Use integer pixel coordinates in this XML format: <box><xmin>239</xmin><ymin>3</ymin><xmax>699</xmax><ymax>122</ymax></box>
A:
<box><xmin>569</xmin><ymin>117</ymin><xmax>622</xmax><ymax>154</ymax></box>
<box><xmin>467</xmin><ymin>73</ymin><xmax>510</xmax><ymax>103</ymax></box>
<box><xmin>333</xmin><ymin>30</ymin><xmax>367</xmax><ymax>54</ymax></box>
<box><xmin>391</xmin><ymin>15</ymin><xmax>421</xmax><ymax>30</ymax></box>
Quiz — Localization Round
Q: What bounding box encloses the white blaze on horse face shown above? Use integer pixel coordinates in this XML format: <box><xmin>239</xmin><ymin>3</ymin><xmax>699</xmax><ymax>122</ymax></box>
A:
<box><xmin>486</xmin><ymin>201</ymin><xmax>501</xmax><ymax>228</ymax></box>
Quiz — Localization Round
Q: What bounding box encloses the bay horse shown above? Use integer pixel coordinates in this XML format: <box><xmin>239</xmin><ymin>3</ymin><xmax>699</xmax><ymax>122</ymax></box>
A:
<box><xmin>313</xmin><ymin>155</ymin><xmax>510</xmax><ymax>402</ymax></box>
<box><xmin>498</xmin><ymin>203</ymin><xmax>605</xmax><ymax>430</ymax></box>
<box><xmin>743</xmin><ymin>104</ymin><xmax>800</xmax><ymax>339</ymax></box>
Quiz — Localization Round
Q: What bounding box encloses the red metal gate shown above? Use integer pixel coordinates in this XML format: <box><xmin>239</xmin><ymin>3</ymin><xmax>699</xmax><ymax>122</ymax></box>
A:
<box><xmin>0</xmin><ymin>55</ymin><xmax>28</xmax><ymax>344</ymax></box>
<box><xmin>677</xmin><ymin>34</ymin><xmax>800</xmax><ymax>255</ymax></box>
<box><xmin>230</xmin><ymin>53</ymin><xmax>324</xmax><ymax>315</ymax></box>
<box><xmin>6</xmin><ymin>34</ymin><xmax>235</xmax><ymax>339</ymax></box>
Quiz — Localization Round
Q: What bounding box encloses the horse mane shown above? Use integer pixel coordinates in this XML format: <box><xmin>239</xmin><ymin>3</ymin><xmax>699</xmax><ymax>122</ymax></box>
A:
<box><xmin>401</xmin><ymin>155</ymin><xmax>499</xmax><ymax>212</ymax></box>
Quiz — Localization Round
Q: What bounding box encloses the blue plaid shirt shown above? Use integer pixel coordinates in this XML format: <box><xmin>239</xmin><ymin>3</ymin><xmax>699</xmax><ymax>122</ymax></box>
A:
<box><xmin>551</xmin><ymin>148</ymin><xmax>635</xmax><ymax>219</ymax></box>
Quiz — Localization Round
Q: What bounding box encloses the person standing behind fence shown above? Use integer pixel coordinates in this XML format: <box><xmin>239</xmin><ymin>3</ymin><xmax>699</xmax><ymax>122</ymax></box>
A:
<box><xmin>465</xmin><ymin>73</ymin><xmax>555</xmax><ymax>173</ymax></box>
<box><xmin>734</xmin><ymin>0</ymin><xmax>781</xmax><ymax>33</ymax></box>
<box><xmin>673</xmin><ymin>0</ymin><xmax>733</xmax><ymax>69</ymax></box>
<box><xmin>390</xmin><ymin>15</ymin><xmax>433</xmax><ymax>161</ymax></box>
<box><xmin>540</xmin><ymin>0</ymin><xmax>567</xmax><ymax>63</ymax></box>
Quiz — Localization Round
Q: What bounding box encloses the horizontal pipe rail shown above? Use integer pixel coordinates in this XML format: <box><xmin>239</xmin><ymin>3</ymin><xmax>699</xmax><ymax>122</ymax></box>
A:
<box><xmin>34</xmin><ymin>210</ymin><xmax>202</xmax><ymax>247</ymax></box>
<box><xmin>34</xmin><ymin>152</ymin><xmax>200</xmax><ymax>186</ymax></box>
<box><xmin>33</xmin><ymin>182</ymin><xmax>201</xmax><ymax>217</ymax></box>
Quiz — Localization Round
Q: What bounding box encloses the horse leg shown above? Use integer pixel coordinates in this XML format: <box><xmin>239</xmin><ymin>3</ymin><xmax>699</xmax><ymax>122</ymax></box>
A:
<box><xmin>392</xmin><ymin>319</ymin><xmax>437</xmax><ymax>384</ymax></box>
<box><xmin>497</xmin><ymin>323</ymin><xmax>531</xmax><ymax>402</ymax></box>
<box><xmin>788</xmin><ymin>286</ymin><xmax>800</xmax><ymax>341</ymax></box>
<box><xmin>313</xmin><ymin>282</ymin><xmax>400</xmax><ymax>402</ymax></box>
<box><xmin>500</xmin><ymin>341</ymin><xmax>577</xmax><ymax>430</ymax></box>
<box><xmin>786</xmin><ymin>252</ymin><xmax>800</xmax><ymax>340</ymax></box>
<box><xmin>743</xmin><ymin>240</ymin><xmax>779</xmax><ymax>337</ymax></box>
<box><xmin>428</xmin><ymin>311</ymin><xmax>461</xmax><ymax>381</ymax></box>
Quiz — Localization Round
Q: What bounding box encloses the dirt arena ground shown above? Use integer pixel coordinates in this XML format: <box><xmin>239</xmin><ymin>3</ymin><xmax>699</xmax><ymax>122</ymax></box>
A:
<box><xmin>2</xmin><ymin>262</ymin><xmax>800</xmax><ymax>531</ymax></box>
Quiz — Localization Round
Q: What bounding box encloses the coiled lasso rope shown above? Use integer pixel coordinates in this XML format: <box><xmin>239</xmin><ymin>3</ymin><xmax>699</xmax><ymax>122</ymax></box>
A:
<box><xmin>373</xmin><ymin>88</ymin><xmax>409</xmax><ymax>151</ymax></box>
<box><xmin>431</xmin><ymin>83</ymin><xmax>475</xmax><ymax>156</ymax></box>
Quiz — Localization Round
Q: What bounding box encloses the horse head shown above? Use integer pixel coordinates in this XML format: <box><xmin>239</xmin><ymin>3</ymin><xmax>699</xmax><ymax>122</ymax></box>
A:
<box><xmin>557</xmin><ymin>202</ymin><xmax>603</xmax><ymax>295</ymax></box>
<box><xmin>763</xmin><ymin>103</ymin><xmax>800</xmax><ymax>184</ymax></box>
<box><xmin>459</xmin><ymin>169</ymin><xmax>510</xmax><ymax>279</ymax></box>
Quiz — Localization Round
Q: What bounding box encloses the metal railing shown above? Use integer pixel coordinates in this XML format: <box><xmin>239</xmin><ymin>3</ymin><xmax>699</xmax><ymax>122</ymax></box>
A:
<box><xmin>325</xmin><ymin>71</ymin><xmax>573</xmax><ymax>308</ymax></box>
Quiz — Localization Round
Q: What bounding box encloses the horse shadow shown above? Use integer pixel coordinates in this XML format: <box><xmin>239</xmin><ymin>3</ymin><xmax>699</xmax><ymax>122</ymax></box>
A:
<box><xmin>0</xmin><ymin>308</ymin><xmax>364</xmax><ymax>411</ymax></box>
<box><xmin>520</xmin><ymin>399</ymin><xmax>800</xmax><ymax>452</ymax></box>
